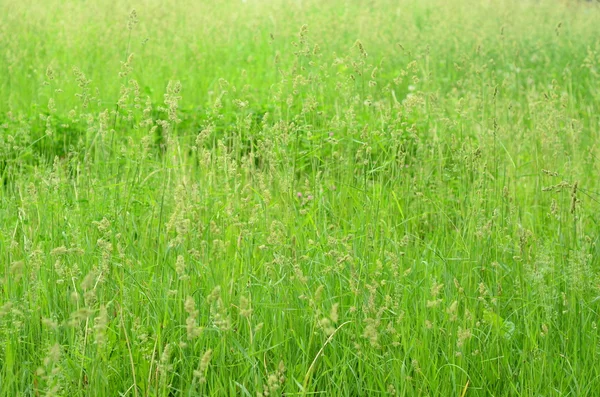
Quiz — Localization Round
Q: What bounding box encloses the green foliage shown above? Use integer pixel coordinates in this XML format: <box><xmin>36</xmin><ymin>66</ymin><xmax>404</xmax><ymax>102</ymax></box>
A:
<box><xmin>1</xmin><ymin>0</ymin><xmax>600</xmax><ymax>396</ymax></box>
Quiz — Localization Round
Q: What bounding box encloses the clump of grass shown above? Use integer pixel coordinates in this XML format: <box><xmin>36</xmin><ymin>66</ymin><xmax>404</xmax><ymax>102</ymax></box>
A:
<box><xmin>1</xmin><ymin>0</ymin><xmax>600</xmax><ymax>395</ymax></box>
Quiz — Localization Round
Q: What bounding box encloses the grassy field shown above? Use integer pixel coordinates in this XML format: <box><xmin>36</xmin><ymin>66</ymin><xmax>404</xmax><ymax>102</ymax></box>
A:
<box><xmin>1</xmin><ymin>0</ymin><xmax>600</xmax><ymax>395</ymax></box>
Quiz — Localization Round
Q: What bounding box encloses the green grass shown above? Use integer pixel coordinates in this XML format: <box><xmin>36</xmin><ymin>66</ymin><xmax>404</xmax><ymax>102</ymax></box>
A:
<box><xmin>1</xmin><ymin>0</ymin><xmax>600</xmax><ymax>395</ymax></box>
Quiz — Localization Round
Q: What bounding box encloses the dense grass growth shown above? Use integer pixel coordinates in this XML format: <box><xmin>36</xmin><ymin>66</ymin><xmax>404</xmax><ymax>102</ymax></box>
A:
<box><xmin>1</xmin><ymin>0</ymin><xmax>600</xmax><ymax>395</ymax></box>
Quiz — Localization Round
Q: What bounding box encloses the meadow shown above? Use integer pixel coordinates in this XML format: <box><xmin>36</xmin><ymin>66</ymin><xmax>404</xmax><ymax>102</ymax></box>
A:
<box><xmin>1</xmin><ymin>0</ymin><xmax>600</xmax><ymax>395</ymax></box>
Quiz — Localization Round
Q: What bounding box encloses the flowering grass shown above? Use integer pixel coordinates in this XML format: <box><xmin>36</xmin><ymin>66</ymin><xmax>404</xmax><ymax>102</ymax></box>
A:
<box><xmin>1</xmin><ymin>0</ymin><xmax>600</xmax><ymax>395</ymax></box>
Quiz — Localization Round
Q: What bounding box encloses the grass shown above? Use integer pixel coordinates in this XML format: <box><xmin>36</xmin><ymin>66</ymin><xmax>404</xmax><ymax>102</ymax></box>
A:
<box><xmin>1</xmin><ymin>0</ymin><xmax>600</xmax><ymax>395</ymax></box>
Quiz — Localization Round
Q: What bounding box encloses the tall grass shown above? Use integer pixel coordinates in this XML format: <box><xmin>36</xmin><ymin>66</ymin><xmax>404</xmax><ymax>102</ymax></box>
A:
<box><xmin>1</xmin><ymin>0</ymin><xmax>600</xmax><ymax>395</ymax></box>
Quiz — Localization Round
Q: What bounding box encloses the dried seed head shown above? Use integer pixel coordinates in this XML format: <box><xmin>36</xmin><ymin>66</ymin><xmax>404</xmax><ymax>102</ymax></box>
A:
<box><xmin>239</xmin><ymin>296</ymin><xmax>253</xmax><ymax>318</ymax></box>
<box><xmin>185</xmin><ymin>296</ymin><xmax>202</xmax><ymax>340</ymax></box>
<box><xmin>430</xmin><ymin>281</ymin><xmax>444</xmax><ymax>297</ymax></box>
<box><xmin>46</xmin><ymin>65</ymin><xmax>55</xmax><ymax>81</ymax></box>
<box><xmin>330</xmin><ymin>303</ymin><xmax>339</xmax><ymax>324</ymax></box>
<box><xmin>127</xmin><ymin>9</ymin><xmax>138</xmax><ymax>31</ymax></box>
<box><xmin>193</xmin><ymin>349</ymin><xmax>213</xmax><ymax>383</ymax></box>
<box><xmin>571</xmin><ymin>181</ymin><xmax>578</xmax><ymax>214</ymax></box>
<box><xmin>354</xmin><ymin>40</ymin><xmax>368</xmax><ymax>58</ymax></box>
<box><xmin>43</xmin><ymin>343</ymin><xmax>61</xmax><ymax>367</ymax></box>
<box><xmin>457</xmin><ymin>327</ymin><xmax>472</xmax><ymax>348</ymax></box>
<box><xmin>158</xmin><ymin>343</ymin><xmax>173</xmax><ymax>376</ymax></box>
<box><xmin>446</xmin><ymin>300</ymin><xmax>458</xmax><ymax>321</ymax></box>
<box><xmin>176</xmin><ymin>255</ymin><xmax>188</xmax><ymax>280</ymax></box>
<box><xmin>94</xmin><ymin>305</ymin><xmax>109</xmax><ymax>347</ymax></box>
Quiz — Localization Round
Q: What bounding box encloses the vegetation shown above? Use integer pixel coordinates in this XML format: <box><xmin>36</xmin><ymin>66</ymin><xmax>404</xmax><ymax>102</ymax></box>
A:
<box><xmin>1</xmin><ymin>0</ymin><xmax>600</xmax><ymax>395</ymax></box>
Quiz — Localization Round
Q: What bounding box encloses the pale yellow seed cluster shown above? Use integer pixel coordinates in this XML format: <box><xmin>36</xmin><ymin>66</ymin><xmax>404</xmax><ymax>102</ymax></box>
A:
<box><xmin>184</xmin><ymin>296</ymin><xmax>202</xmax><ymax>340</ymax></box>
<box><xmin>193</xmin><ymin>349</ymin><xmax>213</xmax><ymax>384</ymax></box>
